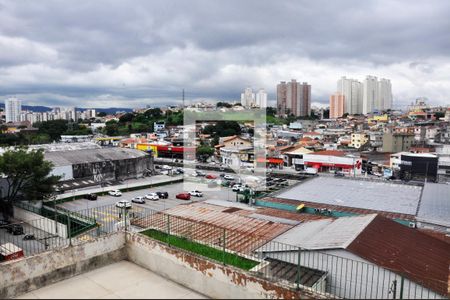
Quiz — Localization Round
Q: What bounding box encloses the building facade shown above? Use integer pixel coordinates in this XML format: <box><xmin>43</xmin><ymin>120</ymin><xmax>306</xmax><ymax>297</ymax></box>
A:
<box><xmin>5</xmin><ymin>98</ymin><xmax>22</xmax><ymax>123</ymax></box>
<box><xmin>382</xmin><ymin>133</ymin><xmax>415</xmax><ymax>153</ymax></box>
<box><xmin>337</xmin><ymin>77</ymin><xmax>362</xmax><ymax>115</ymax></box>
<box><xmin>240</xmin><ymin>87</ymin><xmax>255</xmax><ymax>107</ymax></box>
<box><xmin>255</xmin><ymin>89</ymin><xmax>267</xmax><ymax>108</ymax></box>
<box><xmin>277</xmin><ymin>80</ymin><xmax>311</xmax><ymax>117</ymax></box>
<box><xmin>329</xmin><ymin>92</ymin><xmax>345</xmax><ymax>118</ymax></box>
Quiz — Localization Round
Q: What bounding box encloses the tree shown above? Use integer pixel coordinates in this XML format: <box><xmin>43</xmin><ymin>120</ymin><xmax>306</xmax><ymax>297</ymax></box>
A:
<box><xmin>119</xmin><ymin>113</ymin><xmax>135</xmax><ymax>123</ymax></box>
<box><xmin>196</xmin><ymin>145</ymin><xmax>214</xmax><ymax>162</ymax></box>
<box><xmin>144</xmin><ymin>108</ymin><xmax>162</xmax><ymax>119</ymax></box>
<box><xmin>0</xmin><ymin>148</ymin><xmax>60</xmax><ymax>219</ymax></box>
<box><xmin>216</xmin><ymin>102</ymin><xmax>232</xmax><ymax>108</ymax></box>
<box><xmin>266</xmin><ymin>107</ymin><xmax>277</xmax><ymax>116</ymax></box>
<box><xmin>97</xmin><ymin>112</ymin><xmax>107</xmax><ymax>117</ymax></box>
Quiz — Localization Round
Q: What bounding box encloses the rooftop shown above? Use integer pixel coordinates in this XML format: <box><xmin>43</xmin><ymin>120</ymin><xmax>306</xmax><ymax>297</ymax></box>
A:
<box><xmin>417</xmin><ymin>182</ymin><xmax>450</xmax><ymax>227</ymax></box>
<box><xmin>16</xmin><ymin>261</ymin><xmax>206</xmax><ymax>299</ymax></box>
<box><xmin>275</xmin><ymin>177</ymin><xmax>422</xmax><ymax>215</ymax></box>
<box><xmin>44</xmin><ymin>147</ymin><xmax>148</xmax><ymax>167</ymax></box>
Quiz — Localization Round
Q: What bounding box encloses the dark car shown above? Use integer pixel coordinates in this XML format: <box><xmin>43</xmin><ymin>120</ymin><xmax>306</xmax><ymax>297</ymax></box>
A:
<box><xmin>334</xmin><ymin>171</ymin><xmax>345</xmax><ymax>177</ymax></box>
<box><xmin>6</xmin><ymin>224</ymin><xmax>24</xmax><ymax>235</ymax></box>
<box><xmin>176</xmin><ymin>193</ymin><xmax>191</xmax><ymax>200</ymax></box>
<box><xmin>156</xmin><ymin>191</ymin><xmax>169</xmax><ymax>199</ymax></box>
<box><xmin>84</xmin><ymin>193</ymin><xmax>98</xmax><ymax>200</ymax></box>
<box><xmin>0</xmin><ymin>220</ymin><xmax>10</xmax><ymax>227</ymax></box>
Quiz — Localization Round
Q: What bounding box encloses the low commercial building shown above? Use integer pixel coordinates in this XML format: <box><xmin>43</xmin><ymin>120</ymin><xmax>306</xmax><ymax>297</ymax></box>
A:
<box><xmin>398</xmin><ymin>153</ymin><xmax>438</xmax><ymax>181</ymax></box>
<box><xmin>45</xmin><ymin>147</ymin><xmax>153</xmax><ymax>183</ymax></box>
<box><xmin>302</xmin><ymin>150</ymin><xmax>362</xmax><ymax>175</ymax></box>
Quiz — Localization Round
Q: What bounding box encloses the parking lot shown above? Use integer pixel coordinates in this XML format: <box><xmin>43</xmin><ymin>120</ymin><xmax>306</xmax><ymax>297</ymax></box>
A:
<box><xmin>0</xmin><ymin>222</ymin><xmax>66</xmax><ymax>257</ymax></box>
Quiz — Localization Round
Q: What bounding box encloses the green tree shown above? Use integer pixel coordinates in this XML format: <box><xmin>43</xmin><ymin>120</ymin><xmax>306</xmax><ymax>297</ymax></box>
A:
<box><xmin>35</xmin><ymin>120</ymin><xmax>68</xmax><ymax>141</ymax></box>
<box><xmin>144</xmin><ymin>108</ymin><xmax>162</xmax><ymax>119</ymax></box>
<box><xmin>196</xmin><ymin>145</ymin><xmax>215</xmax><ymax>162</ymax></box>
<box><xmin>119</xmin><ymin>113</ymin><xmax>135</xmax><ymax>123</ymax></box>
<box><xmin>97</xmin><ymin>112</ymin><xmax>107</xmax><ymax>117</ymax></box>
<box><xmin>0</xmin><ymin>148</ymin><xmax>60</xmax><ymax>219</ymax></box>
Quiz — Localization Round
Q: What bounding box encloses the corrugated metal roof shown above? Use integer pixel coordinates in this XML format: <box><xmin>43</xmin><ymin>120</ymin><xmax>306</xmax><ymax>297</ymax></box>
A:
<box><xmin>416</xmin><ymin>183</ymin><xmax>450</xmax><ymax>228</ymax></box>
<box><xmin>45</xmin><ymin>148</ymin><xmax>148</xmax><ymax>166</ymax></box>
<box><xmin>348</xmin><ymin>215</ymin><xmax>450</xmax><ymax>296</ymax></box>
<box><xmin>275</xmin><ymin>177</ymin><xmax>422</xmax><ymax>215</ymax></box>
<box><xmin>133</xmin><ymin>202</ymin><xmax>293</xmax><ymax>253</ymax></box>
<box><xmin>260</xmin><ymin>197</ymin><xmax>416</xmax><ymax>221</ymax></box>
<box><xmin>267</xmin><ymin>215</ymin><xmax>377</xmax><ymax>250</ymax></box>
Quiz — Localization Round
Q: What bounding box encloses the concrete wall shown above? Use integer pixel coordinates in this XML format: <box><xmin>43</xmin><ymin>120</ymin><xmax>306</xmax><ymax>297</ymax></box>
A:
<box><xmin>126</xmin><ymin>233</ymin><xmax>319</xmax><ymax>299</ymax></box>
<box><xmin>0</xmin><ymin>232</ymin><xmax>126</xmax><ymax>299</ymax></box>
<box><xmin>13</xmin><ymin>206</ymin><xmax>68</xmax><ymax>239</ymax></box>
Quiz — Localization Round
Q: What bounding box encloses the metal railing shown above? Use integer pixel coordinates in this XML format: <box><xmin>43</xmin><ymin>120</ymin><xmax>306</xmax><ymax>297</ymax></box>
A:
<box><xmin>129</xmin><ymin>207</ymin><xmax>447</xmax><ymax>299</ymax></box>
<box><xmin>2</xmin><ymin>203</ymin><xmax>447</xmax><ymax>299</ymax></box>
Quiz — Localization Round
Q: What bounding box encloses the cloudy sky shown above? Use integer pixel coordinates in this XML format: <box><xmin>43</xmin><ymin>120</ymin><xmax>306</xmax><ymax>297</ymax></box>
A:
<box><xmin>0</xmin><ymin>0</ymin><xmax>449</xmax><ymax>109</ymax></box>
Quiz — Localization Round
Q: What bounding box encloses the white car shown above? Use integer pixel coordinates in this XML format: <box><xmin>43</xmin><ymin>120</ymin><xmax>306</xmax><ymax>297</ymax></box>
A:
<box><xmin>131</xmin><ymin>196</ymin><xmax>145</xmax><ymax>204</ymax></box>
<box><xmin>145</xmin><ymin>193</ymin><xmax>159</xmax><ymax>201</ymax></box>
<box><xmin>108</xmin><ymin>190</ymin><xmax>122</xmax><ymax>197</ymax></box>
<box><xmin>232</xmin><ymin>184</ymin><xmax>244</xmax><ymax>192</ymax></box>
<box><xmin>224</xmin><ymin>175</ymin><xmax>234</xmax><ymax>180</ymax></box>
<box><xmin>115</xmin><ymin>200</ymin><xmax>131</xmax><ymax>209</ymax></box>
<box><xmin>162</xmin><ymin>165</ymin><xmax>172</xmax><ymax>170</ymax></box>
<box><xmin>189</xmin><ymin>190</ymin><xmax>203</xmax><ymax>197</ymax></box>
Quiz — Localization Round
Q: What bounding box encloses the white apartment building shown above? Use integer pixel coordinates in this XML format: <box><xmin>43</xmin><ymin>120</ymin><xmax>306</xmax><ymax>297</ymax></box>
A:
<box><xmin>378</xmin><ymin>78</ymin><xmax>393</xmax><ymax>111</ymax></box>
<box><xmin>5</xmin><ymin>98</ymin><xmax>22</xmax><ymax>123</ymax></box>
<box><xmin>341</xmin><ymin>76</ymin><xmax>393</xmax><ymax>115</ymax></box>
<box><xmin>240</xmin><ymin>87</ymin><xmax>255</xmax><ymax>107</ymax></box>
<box><xmin>362</xmin><ymin>76</ymin><xmax>379</xmax><ymax>114</ymax></box>
<box><xmin>255</xmin><ymin>89</ymin><xmax>267</xmax><ymax>108</ymax></box>
<box><xmin>337</xmin><ymin>77</ymin><xmax>362</xmax><ymax>115</ymax></box>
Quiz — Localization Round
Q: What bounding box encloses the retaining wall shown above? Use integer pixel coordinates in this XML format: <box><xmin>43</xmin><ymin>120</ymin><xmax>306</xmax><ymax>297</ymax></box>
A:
<box><xmin>126</xmin><ymin>233</ymin><xmax>320</xmax><ymax>299</ymax></box>
<box><xmin>0</xmin><ymin>232</ymin><xmax>126</xmax><ymax>299</ymax></box>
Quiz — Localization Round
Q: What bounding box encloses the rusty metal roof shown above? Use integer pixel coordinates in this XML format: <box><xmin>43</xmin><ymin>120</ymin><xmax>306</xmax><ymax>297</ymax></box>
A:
<box><xmin>133</xmin><ymin>202</ymin><xmax>293</xmax><ymax>253</ymax></box>
<box><xmin>347</xmin><ymin>215</ymin><xmax>450</xmax><ymax>296</ymax></box>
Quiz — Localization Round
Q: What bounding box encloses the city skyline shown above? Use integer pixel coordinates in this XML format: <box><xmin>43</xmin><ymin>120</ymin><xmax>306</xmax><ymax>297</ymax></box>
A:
<box><xmin>0</xmin><ymin>1</ymin><xmax>449</xmax><ymax>108</ymax></box>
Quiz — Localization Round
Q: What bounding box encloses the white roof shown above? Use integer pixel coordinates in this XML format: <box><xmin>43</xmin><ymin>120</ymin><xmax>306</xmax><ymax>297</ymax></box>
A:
<box><xmin>276</xmin><ymin>177</ymin><xmax>422</xmax><ymax>215</ymax></box>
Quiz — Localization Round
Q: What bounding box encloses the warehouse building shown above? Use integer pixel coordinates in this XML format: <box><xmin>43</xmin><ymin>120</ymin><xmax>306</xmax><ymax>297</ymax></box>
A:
<box><xmin>45</xmin><ymin>147</ymin><xmax>153</xmax><ymax>184</ymax></box>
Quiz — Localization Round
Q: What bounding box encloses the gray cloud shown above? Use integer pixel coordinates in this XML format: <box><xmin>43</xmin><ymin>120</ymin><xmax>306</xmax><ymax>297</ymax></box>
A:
<box><xmin>0</xmin><ymin>0</ymin><xmax>449</xmax><ymax>108</ymax></box>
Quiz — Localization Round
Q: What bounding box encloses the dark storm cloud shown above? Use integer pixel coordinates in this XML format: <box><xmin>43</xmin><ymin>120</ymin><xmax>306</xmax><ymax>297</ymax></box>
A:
<box><xmin>0</xmin><ymin>0</ymin><xmax>449</xmax><ymax>107</ymax></box>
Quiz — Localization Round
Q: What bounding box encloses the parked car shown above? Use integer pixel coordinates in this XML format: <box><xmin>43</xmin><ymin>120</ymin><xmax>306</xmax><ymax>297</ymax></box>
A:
<box><xmin>232</xmin><ymin>184</ymin><xmax>243</xmax><ymax>192</ymax></box>
<box><xmin>162</xmin><ymin>165</ymin><xmax>172</xmax><ymax>170</ymax></box>
<box><xmin>131</xmin><ymin>196</ymin><xmax>145</xmax><ymax>204</ymax></box>
<box><xmin>145</xmin><ymin>193</ymin><xmax>159</xmax><ymax>201</ymax></box>
<box><xmin>6</xmin><ymin>224</ymin><xmax>24</xmax><ymax>235</ymax></box>
<box><xmin>115</xmin><ymin>200</ymin><xmax>132</xmax><ymax>209</ymax></box>
<box><xmin>189</xmin><ymin>190</ymin><xmax>203</xmax><ymax>197</ymax></box>
<box><xmin>156</xmin><ymin>191</ymin><xmax>169</xmax><ymax>199</ymax></box>
<box><xmin>176</xmin><ymin>193</ymin><xmax>191</xmax><ymax>200</ymax></box>
<box><xmin>108</xmin><ymin>190</ymin><xmax>122</xmax><ymax>197</ymax></box>
<box><xmin>84</xmin><ymin>193</ymin><xmax>98</xmax><ymax>201</ymax></box>
<box><xmin>219</xmin><ymin>173</ymin><xmax>226</xmax><ymax>177</ymax></box>
<box><xmin>224</xmin><ymin>175</ymin><xmax>234</xmax><ymax>180</ymax></box>
<box><xmin>175</xmin><ymin>168</ymin><xmax>184</xmax><ymax>174</ymax></box>
<box><xmin>195</xmin><ymin>170</ymin><xmax>206</xmax><ymax>177</ymax></box>
<box><xmin>334</xmin><ymin>171</ymin><xmax>345</xmax><ymax>177</ymax></box>
<box><xmin>0</xmin><ymin>220</ymin><xmax>10</xmax><ymax>228</ymax></box>
<box><xmin>205</xmin><ymin>174</ymin><xmax>217</xmax><ymax>179</ymax></box>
